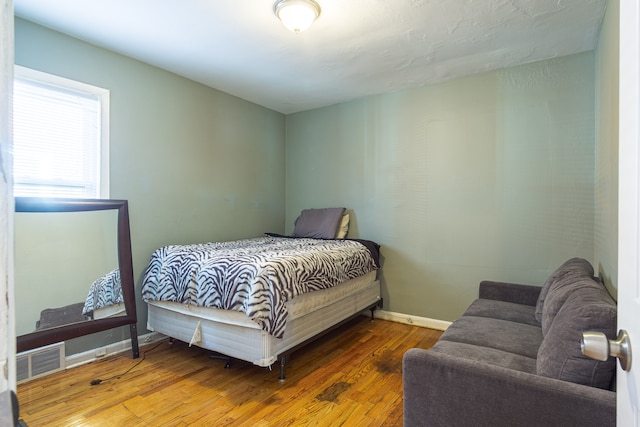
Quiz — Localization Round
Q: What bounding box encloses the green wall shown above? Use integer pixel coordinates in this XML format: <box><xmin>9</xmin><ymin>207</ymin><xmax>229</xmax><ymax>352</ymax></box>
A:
<box><xmin>594</xmin><ymin>0</ymin><xmax>619</xmax><ymax>297</ymax></box>
<box><xmin>15</xmin><ymin>14</ymin><xmax>614</xmax><ymax>341</ymax></box>
<box><xmin>14</xmin><ymin>18</ymin><xmax>286</xmax><ymax>353</ymax></box>
<box><xmin>286</xmin><ymin>53</ymin><xmax>596</xmax><ymax>321</ymax></box>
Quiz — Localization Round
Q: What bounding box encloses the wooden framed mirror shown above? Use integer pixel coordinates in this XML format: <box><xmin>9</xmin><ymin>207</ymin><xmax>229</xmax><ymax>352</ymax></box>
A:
<box><xmin>15</xmin><ymin>197</ymin><xmax>139</xmax><ymax>358</ymax></box>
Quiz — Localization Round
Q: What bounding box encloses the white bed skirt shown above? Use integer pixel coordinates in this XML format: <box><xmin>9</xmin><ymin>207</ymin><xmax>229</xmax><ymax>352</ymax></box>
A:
<box><xmin>93</xmin><ymin>302</ymin><xmax>126</xmax><ymax>319</ymax></box>
<box><xmin>146</xmin><ymin>271</ymin><xmax>380</xmax><ymax>367</ymax></box>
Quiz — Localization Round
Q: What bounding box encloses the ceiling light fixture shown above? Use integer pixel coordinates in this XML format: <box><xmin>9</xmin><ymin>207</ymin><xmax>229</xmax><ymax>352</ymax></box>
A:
<box><xmin>273</xmin><ymin>0</ymin><xmax>321</xmax><ymax>33</ymax></box>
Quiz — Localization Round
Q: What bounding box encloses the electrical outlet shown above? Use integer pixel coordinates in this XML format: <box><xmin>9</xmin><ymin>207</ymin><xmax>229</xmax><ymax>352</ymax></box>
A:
<box><xmin>95</xmin><ymin>347</ymin><xmax>107</xmax><ymax>358</ymax></box>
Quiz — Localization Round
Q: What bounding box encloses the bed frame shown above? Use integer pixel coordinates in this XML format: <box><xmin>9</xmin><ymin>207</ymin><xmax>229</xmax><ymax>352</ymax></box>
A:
<box><xmin>146</xmin><ymin>271</ymin><xmax>382</xmax><ymax>380</ymax></box>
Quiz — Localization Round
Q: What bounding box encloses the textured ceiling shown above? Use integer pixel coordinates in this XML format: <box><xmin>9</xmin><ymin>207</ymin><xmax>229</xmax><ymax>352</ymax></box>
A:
<box><xmin>14</xmin><ymin>0</ymin><xmax>608</xmax><ymax>114</ymax></box>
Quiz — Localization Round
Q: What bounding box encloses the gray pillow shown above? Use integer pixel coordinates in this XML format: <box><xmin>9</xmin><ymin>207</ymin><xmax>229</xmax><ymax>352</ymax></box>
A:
<box><xmin>534</xmin><ymin>258</ymin><xmax>594</xmax><ymax>323</ymax></box>
<box><xmin>292</xmin><ymin>207</ymin><xmax>346</xmax><ymax>239</ymax></box>
<box><xmin>537</xmin><ymin>285</ymin><xmax>617</xmax><ymax>390</ymax></box>
<box><xmin>541</xmin><ymin>276</ymin><xmax>603</xmax><ymax>336</ymax></box>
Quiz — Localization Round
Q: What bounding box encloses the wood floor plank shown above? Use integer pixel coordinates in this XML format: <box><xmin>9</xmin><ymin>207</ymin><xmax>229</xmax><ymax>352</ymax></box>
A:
<box><xmin>17</xmin><ymin>317</ymin><xmax>441</xmax><ymax>426</ymax></box>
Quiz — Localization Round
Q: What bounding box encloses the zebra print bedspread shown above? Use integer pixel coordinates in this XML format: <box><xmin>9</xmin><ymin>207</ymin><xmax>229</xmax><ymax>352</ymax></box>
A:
<box><xmin>141</xmin><ymin>236</ymin><xmax>379</xmax><ymax>338</ymax></box>
<box><xmin>82</xmin><ymin>269</ymin><xmax>123</xmax><ymax>316</ymax></box>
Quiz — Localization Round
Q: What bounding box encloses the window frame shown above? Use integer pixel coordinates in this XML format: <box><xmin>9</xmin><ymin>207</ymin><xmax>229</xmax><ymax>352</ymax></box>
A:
<box><xmin>13</xmin><ymin>65</ymin><xmax>110</xmax><ymax>199</ymax></box>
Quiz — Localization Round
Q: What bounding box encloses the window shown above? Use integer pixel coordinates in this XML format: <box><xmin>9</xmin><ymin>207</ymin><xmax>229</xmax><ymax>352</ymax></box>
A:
<box><xmin>13</xmin><ymin>66</ymin><xmax>109</xmax><ymax>198</ymax></box>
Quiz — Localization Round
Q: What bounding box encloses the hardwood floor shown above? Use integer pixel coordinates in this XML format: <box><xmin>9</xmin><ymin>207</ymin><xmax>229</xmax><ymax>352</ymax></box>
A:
<box><xmin>17</xmin><ymin>317</ymin><xmax>441</xmax><ymax>426</ymax></box>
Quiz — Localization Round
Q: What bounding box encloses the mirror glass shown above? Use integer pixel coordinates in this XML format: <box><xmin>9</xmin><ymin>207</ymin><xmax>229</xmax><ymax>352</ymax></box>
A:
<box><xmin>15</xmin><ymin>198</ymin><xmax>139</xmax><ymax>358</ymax></box>
<box><xmin>15</xmin><ymin>209</ymin><xmax>122</xmax><ymax>335</ymax></box>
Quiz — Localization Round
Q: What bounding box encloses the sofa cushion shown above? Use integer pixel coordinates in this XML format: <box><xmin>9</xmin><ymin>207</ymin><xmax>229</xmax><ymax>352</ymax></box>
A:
<box><xmin>541</xmin><ymin>275</ymin><xmax>602</xmax><ymax>336</ymax></box>
<box><xmin>535</xmin><ymin>258</ymin><xmax>594</xmax><ymax>323</ymax></box>
<box><xmin>537</xmin><ymin>285</ymin><xmax>617</xmax><ymax>390</ymax></box>
<box><xmin>479</xmin><ymin>281</ymin><xmax>541</xmax><ymax>306</ymax></box>
<box><xmin>431</xmin><ymin>340</ymin><xmax>537</xmax><ymax>374</ymax></box>
<box><xmin>439</xmin><ymin>316</ymin><xmax>543</xmax><ymax>359</ymax></box>
<box><xmin>464</xmin><ymin>299</ymin><xmax>539</xmax><ymax>327</ymax></box>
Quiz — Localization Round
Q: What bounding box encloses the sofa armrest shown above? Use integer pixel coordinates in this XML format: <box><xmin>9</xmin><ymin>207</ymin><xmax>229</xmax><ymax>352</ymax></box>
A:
<box><xmin>479</xmin><ymin>280</ymin><xmax>541</xmax><ymax>306</ymax></box>
<box><xmin>403</xmin><ymin>348</ymin><xmax>615</xmax><ymax>427</ymax></box>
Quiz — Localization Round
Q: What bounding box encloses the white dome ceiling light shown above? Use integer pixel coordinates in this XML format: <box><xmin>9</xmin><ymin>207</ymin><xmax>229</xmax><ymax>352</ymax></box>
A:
<box><xmin>273</xmin><ymin>0</ymin><xmax>321</xmax><ymax>33</ymax></box>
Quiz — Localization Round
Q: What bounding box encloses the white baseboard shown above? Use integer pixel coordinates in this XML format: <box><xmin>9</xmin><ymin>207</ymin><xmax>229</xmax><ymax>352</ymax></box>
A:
<box><xmin>372</xmin><ymin>309</ymin><xmax>451</xmax><ymax>331</ymax></box>
<box><xmin>65</xmin><ymin>332</ymin><xmax>166</xmax><ymax>369</ymax></box>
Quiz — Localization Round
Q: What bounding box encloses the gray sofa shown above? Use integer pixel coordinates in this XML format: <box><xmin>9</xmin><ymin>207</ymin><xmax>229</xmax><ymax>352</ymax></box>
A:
<box><xmin>403</xmin><ymin>258</ymin><xmax>617</xmax><ymax>427</ymax></box>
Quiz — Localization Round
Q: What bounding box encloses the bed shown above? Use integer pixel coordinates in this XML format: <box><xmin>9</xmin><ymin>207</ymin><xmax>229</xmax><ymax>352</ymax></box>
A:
<box><xmin>82</xmin><ymin>269</ymin><xmax>126</xmax><ymax>320</ymax></box>
<box><xmin>33</xmin><ymin>269</ymin><xmax>125</xmax><ymax>331</ymax></box>
<box><xmin>141</xmin><ymin>208</ymin><xmax>382</xmax><ymax>379</ymax></box>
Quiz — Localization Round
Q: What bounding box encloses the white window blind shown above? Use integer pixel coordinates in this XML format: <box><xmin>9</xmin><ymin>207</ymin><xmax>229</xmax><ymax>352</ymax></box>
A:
<box><xmin>13</xmin><ymin>67</ymin><xmax>109</xmax><ymax>198</ymax></box>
